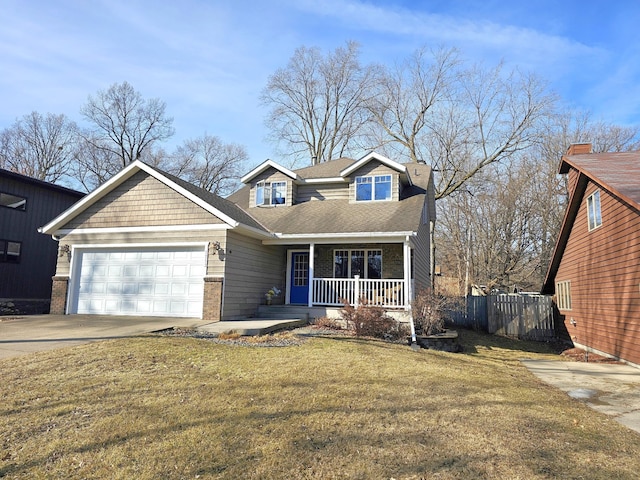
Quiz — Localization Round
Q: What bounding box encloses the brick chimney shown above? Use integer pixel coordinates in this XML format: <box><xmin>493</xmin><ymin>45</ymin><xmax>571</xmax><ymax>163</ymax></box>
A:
<box><xmin>566</xmin><ymin>143</ymin><xmax>592</xmax><ymax>155</ymax></box>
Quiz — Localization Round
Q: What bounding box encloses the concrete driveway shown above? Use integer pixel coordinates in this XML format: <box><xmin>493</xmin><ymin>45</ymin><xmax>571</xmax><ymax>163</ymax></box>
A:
<box><xmin>0</xmin><ymin>314</ymin><xmax>213</xmax><ymax>360</ymax></box>
<box><xmin>523</xmin><ymin>359</ymin><xmax>640</xmax><ymax>435</ymax></box>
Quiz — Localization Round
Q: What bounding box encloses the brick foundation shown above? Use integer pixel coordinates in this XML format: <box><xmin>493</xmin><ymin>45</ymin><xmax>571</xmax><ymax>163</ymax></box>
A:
<box><xmin>203</xmin><ymin>277</ymin><xmax>223</xmax><ymax>322</ymax></box>
<box><xmin>50</xmin><ymin>276</ymin><xmax>69</xmax><ymax>315</ymax></box>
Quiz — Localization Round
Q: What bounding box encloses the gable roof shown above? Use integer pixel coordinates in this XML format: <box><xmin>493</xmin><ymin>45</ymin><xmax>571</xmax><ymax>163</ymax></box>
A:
<box><xmin>240</xmin><ymin>159</ymin><xmax>300</xmax><ymax>184</ymax></box>
<box><xmin>559</xmin><ymin>151</ymin><xmax>640</xmax><ymax>207</ymax></box>
<box><xmin>0</xmin><ymin>168</ymin><xmax>84</xmax><ymax>198</ymax></box>
<box><xmin>340</xmin><ymin>152</ymin><xmax>412</xmax><ymax>186</ymax></box>
<box><xmin>240</xmin><ymin>152</ymin><xmax>414</xmax><ymax>186</ymax></box>
<box><xmin>228</xmin><ymin>157</ymin><xmax>432</xmax><ymax>241</ymax></box>
<box><xmin>542</xmin><ymin>150</ymin><xmax>640</xmax><ymax>293</ymax></box>
<box><xmin>39</xmin><ymin>160</ymin><xmax>269</xmax><ymax>236</ymax></box>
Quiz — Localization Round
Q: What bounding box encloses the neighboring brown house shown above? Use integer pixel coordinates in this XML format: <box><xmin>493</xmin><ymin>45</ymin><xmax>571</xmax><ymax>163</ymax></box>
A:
<box><xmin>0</xmin><ymin>169</ymin><xmax>84</xmax><ymax>310</ymax></box>
<box><xmin>39</xmin><ymin>152</ymin><xmax>435</xmax><ymax>321</ymax></box>
<box><xmin>542</xmin><ymin>143</ymin><xmax>640</xmax><ymax>366</ymax></box>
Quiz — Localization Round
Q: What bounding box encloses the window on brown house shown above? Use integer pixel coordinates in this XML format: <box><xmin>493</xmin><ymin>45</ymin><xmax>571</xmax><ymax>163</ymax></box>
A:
<box><xmin>556</xmin><ymin>280</ymin><xmax>571</xmax><ymax>310</ymax></box>
<box><xmin>587</xmin><ymin>190</ymin><xmax>602</xmax><ymax>231</ymax></box>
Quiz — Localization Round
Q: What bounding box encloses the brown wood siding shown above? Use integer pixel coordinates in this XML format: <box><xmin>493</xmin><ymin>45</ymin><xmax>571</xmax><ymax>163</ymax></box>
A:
<box><xmin>567</xmin><ymin>169</ymin><xmax>579</xmax><ymax>198</ymax></box>
<box><xmin>55</xmin><ymin>230</ymin><xmax>228</xmax><ymax>278</ymax></box>
<box><xmin>65</xmin><ymin>172</ymin><xmax>223</xmax><ymax>229</ymax></box>
<box><xmin>0</xmin><ymin>174</ymin><xmax>83</xmax><ymax>299</ymax></box>
<box><xmin>222</xmin><ymin>230</ymin><xmax>286</xmax><ymax>319</ymax></box>
<box><xmin>296</xmin><ymin>183</ymin><xmax>349</xmax><ymax>203</ymax></box>
<box><xmin>555</xmin><ymin>177</ymin><xmax>640</xmax><ymax>365</ymax></box>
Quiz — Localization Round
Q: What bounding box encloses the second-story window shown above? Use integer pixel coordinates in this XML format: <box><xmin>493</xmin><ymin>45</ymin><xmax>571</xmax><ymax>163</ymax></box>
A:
<box><xmin>0</xmin><ymin>192</ymin><xmax>27</xmax><ymax>211</ymax></box>
<box><xmin>256</xmin><ymin>181</ymin><xmax>286</xmax><ymax>206</ymax></box>
<box><xmin>587</xmin><ymin>190</ymin><xmax>602</xmax><ymax>231</ymax></box>
<box><xmin>355</xmin><ymin>175</ymin><xmax>391</xmax><ymax>201</ymax></box>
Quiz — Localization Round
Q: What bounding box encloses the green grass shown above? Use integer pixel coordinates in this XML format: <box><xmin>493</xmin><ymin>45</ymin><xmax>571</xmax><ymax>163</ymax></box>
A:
<box><xmin>1</xmin><ymin>329</ymin><xmax>639</xmax><ymax>479</ymax></box>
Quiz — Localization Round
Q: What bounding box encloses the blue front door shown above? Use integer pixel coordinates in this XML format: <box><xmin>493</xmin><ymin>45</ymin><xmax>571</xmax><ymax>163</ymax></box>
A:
<box><xmin>290</xmin><ymin>252</ymin><xmax>309</xmax><ymax>304</ymax></box>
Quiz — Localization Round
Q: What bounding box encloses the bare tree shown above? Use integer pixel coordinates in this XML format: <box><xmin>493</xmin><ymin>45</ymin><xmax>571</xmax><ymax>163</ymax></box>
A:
<box><xmin>366</xmin><ymin>46</ymin><xmax>460</xmax><ymax>163</ymax></box>
<box><xmin>261</xmin><ymin>41</ymin><xmax>376</xmax><ymax>165</ymax></box>
<box><xmin>370</xmin><ymin>49</ymin><xmax>557</xmax><ymax>199</ymax></box>
<box><xmin>166</xmin><ymin>135</ymin><xmax>248</xmax><ymax>196</ymax></box>
<box><xmin>437</xmin><ymin>112</ymin><xmax>640</xmax><ymax>293</ymax></box>
<box><xmin>0</xmin><ymin>112</ymin><xmax>78</xmax><ymax>184</ymax></box>
<box><xmin>80</xmin><ymin>81</ymin><xmax>174</xmax><ymax>168</ymax></box>
<box><xmin>68</xmin><ymin>132</ymin><xmax>122</xmax><ymax>192</ymax></box>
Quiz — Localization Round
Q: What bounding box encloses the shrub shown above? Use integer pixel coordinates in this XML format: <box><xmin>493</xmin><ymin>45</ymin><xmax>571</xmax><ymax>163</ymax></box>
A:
<box><xmin>411</xmin><ymin>288</ymin><xmax>450</xmax><ymax>335</ymax></box>
<box><xmin>339</xmin><ymin>298</ymin><xmax>404</xmax><ymax>340</ymax></box>
<box><xmin>312</xmin><ymin>316</ymin><xmax>344</xmax><ymax>330</ymax></box>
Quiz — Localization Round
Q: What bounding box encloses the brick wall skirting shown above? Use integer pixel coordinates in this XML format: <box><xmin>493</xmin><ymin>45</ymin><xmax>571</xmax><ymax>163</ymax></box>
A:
<box><xmin>50</xmin><ymin>276</ymin><xmax>69</xmax><ymax>315</ymax></box>
<box><xmin>203</xmin><ymin>276</ymin><xmax>223</xmax><ymax>322</ymax></box>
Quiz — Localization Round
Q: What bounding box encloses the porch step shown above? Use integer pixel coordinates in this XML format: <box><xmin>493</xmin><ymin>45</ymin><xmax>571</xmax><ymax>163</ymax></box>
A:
<box><xmin>256</xmin><ymin>305</ymin><xmax>311</xmax><ymax>321</ymax></box>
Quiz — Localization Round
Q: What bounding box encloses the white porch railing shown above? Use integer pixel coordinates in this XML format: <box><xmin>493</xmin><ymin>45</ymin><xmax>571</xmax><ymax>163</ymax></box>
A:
<box><xmin>311</xmin><ymin>277</ymin><xmax>406</xmax><ymax>308</ymax></box>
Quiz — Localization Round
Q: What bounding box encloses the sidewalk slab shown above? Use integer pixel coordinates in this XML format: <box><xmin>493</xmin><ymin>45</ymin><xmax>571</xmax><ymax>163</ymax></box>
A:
<box><xmin>522</xmin><ymin>359</ymin><xmax>640</xmax><ymax>434</ymax></box>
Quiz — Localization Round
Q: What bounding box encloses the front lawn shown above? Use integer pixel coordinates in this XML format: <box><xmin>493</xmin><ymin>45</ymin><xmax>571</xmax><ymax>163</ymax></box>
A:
<box><xmin>1</xmin><ymin>329</ymin><xmax>639</xmax><ymax>479</ymax></box>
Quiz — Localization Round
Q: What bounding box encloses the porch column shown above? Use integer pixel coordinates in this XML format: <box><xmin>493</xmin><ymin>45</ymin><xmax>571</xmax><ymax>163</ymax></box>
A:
<box><xmin>308</xmin><ymin>243</ymin><xmax>315</xmax><ymax>307</ymax></box>
<box><xmin>403</xmin><ymin>238</ymin><xmax>412</xmax><ymax>310</ymax></box>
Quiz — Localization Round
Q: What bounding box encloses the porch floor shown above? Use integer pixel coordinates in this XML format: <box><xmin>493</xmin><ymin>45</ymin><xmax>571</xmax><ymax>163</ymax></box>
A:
<box><xmin>197</xmin><ymin>318</ymin><xmax>308</xmax><ymax>337</ymax></box>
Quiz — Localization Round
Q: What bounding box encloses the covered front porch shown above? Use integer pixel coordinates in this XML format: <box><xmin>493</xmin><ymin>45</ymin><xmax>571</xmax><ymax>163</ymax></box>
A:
<box><xmin>279</xmin><ymin>237</ymin><xmax>415</xmax><ymax>310</ymax></box>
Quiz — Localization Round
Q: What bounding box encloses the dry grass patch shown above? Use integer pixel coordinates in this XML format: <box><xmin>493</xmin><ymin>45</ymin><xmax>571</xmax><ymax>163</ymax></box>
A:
<box><xmin>1</xmin><ymin>329</ymin><xmax>639</xmax><ymax>479</ymax></box>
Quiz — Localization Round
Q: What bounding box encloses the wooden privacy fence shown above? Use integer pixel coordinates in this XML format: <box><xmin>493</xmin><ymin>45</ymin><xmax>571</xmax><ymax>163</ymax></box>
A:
<box><xmin>447</xmin><ymin>294</ymin><xmax>555</xmax><ymax>341</ymax></box>
<box><xmin>488</xmin><ymin>294</ymin><xmax>555</xmax><ymax>341</ymax></box>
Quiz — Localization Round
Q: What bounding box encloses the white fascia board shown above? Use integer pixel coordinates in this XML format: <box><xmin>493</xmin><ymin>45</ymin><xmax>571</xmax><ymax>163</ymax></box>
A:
<box><xmin>233</xmin><ymin>223</ymin><xmax>278</xmax><ymax>240</ymax></box>
<box><xmin>262</xmin><ymin>231</ymin><xmax>416</xmax><ymax>245</ymax></box>
<box><xmin>240</xmin><ymin>159</ymin><xmax>299</xmax><ymax>184</ymax></box>
<box><xmin>39</xmin><ymin>160</ymin><xmax>143</xmax><ymax>234</ymax></box>
<box><xmin>340</xmin><ymin>151</ymin><xmax>409</xmax><ymax>178</ymax></box>
<box><xmin>298</xmin><ymin>177</ymin><xmax>347</xmax><ymax>184</ymax></box>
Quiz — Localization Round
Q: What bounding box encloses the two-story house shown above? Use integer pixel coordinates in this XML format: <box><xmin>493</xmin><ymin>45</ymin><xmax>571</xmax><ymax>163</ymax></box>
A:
<box><xmin>542</xmin><ymin>143</ymin><xmax>640</xmax><ymax>366</ymax></box>
<box><xmin>39</xmin><ymin>152</ymin><xmax>435</xmax><ymax>321</ymax></box>
<box><xmin>0</xmin><ymin>169</ymin><xmax>84</xmax><ymax>312</ymax></box>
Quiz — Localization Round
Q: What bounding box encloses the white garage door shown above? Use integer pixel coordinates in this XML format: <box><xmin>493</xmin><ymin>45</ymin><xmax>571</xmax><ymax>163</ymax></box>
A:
<box><xmin>72</xmin><ymin>247</ymin><xmax>206</xmax><ymax>317</ymax></box>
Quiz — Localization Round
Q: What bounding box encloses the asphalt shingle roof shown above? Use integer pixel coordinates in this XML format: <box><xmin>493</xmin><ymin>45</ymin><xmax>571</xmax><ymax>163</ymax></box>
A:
<box><xmin>561</xmin><ymin>151</ymin><xmax>640</xmax><ymax>207</ymax></box>
<box><xmin>225</xmin><ymin>158</ymin><xmax>432</xmax><ymax>235</ymax></box>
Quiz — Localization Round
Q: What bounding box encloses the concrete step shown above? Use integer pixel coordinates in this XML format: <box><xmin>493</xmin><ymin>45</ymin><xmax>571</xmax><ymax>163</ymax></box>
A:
<box><xmin>256</xmin><ymin>305</ymin><xmax>310</xmax><ymax>321</ymax></box>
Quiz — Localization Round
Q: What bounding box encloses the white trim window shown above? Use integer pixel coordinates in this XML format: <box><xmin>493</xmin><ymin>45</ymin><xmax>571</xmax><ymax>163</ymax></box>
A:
<box><xmin>334</xmin><ymin>249</ymin><xmax>382</xmax><ymax>279</ymax></box>
<box><xmin>587</xmin><ymin>190</ymin><xmax>602</xmax><ymax>231</ymax></box>
<box><xmin>556</xmin><ymin>280</ymin><xmax>572</xmax><ymax>310</ymax></box>
<box><xmin>256</xmin><ymin>181</ymin><xmax>287</xmax><ymax>206</ymax></box>
<box><xmin>355</xmin><ymin>175</ymin><xmax>391</xmax><ymax>201</ymax></box>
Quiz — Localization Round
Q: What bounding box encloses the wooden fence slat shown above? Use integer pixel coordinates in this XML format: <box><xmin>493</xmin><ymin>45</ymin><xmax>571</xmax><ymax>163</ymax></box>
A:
<box><xmin>450</xmin><ymin>294</ymin><xmax>554</xmax><ymax>341</ymax></box>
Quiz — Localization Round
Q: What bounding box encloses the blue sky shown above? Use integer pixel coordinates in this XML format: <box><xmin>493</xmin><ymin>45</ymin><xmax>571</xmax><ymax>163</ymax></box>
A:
<box><xmin>1</xmin><ymin>0</ymin><xmax>639</xmax><ymax>169</ymax></box>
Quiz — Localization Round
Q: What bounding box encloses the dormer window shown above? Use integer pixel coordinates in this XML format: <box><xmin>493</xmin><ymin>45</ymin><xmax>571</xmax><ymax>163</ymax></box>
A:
<box><xmin>256</xmin><ymin>181</ymin><xmax>286</xmax><ymax>206</ymax></box>
<box><xmin>356</xmin><ymin>175</ymin><xmax>391</xmax><ymax>201</ymax></box>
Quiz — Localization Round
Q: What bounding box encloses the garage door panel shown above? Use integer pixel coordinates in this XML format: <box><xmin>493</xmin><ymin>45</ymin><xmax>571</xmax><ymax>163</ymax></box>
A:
<box><xmin>73</xmin><ymin>247</ymin><xmax>205</xmax><ymax>317</ymax></box>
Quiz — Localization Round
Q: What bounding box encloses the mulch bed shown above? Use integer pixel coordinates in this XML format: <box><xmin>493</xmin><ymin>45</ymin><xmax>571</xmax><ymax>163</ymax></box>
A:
<box><xmin>560</xmin><ymin>347</ymin><xmax>623</xmax><ymax>364</ymax></box>
<box><xmin>155</xmin><ymin>325</ymin><xmax>352</xmax><ymax>347</ymax></box>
